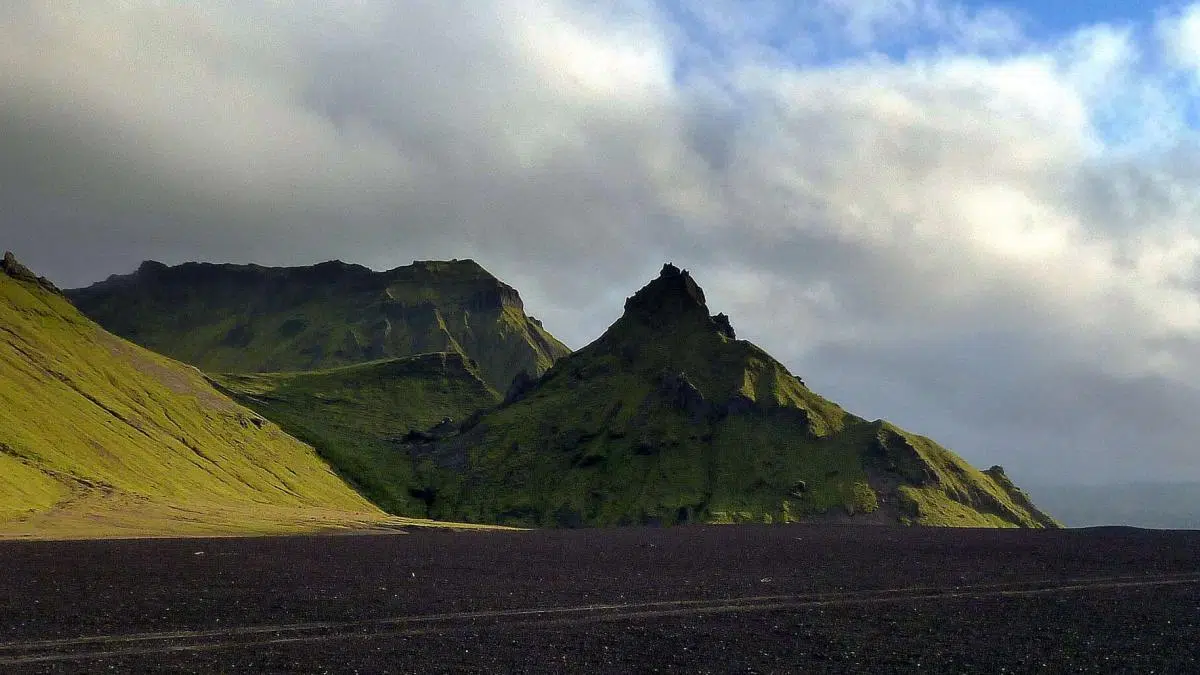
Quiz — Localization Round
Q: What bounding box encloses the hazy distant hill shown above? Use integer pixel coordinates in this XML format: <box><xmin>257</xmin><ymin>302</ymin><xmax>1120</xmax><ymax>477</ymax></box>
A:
<box><xmin>68</xmin><ymin>258</ymin><xmax>570</xmax><ymax>391</ymax></box>
<box><xmin>0</xmin><ymin>252</ymin><xmax>390</xmax><ymax>538</ymax></box>
<box><xmin>1023</xmin><ymin>483</ymin><xmax>1200</xmax><ymax>529</ymax></box>
<box><xmin>399</xmin><ymin>264</ymin><xmax>1059</xmax><ymax>528</ymax></box>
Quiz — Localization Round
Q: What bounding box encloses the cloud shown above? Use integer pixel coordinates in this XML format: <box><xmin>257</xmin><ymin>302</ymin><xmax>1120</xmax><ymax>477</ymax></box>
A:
<box><xmin>1160</xmin><ymin>2</ymin><xmax>1200</xmax><ymax>74</ymax></box>
<box><xmin>812</xmin><ymin>0</ymin><xmax>1025</xmax><ymax>51</ymax></box>
<box><xmin>4</xmin><ymin>0</ymin><xmax>1200</xmax><ymax>484</ymax></box>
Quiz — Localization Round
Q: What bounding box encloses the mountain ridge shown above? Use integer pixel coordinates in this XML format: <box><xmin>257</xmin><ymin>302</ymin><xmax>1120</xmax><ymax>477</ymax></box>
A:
<box><xmin>398</xmin><ymin>264</ymin><xmax>1058</xmax><ymax>528</ymax></box>
<box><xmin>68</xmin><ymin>258</ymin><xmax>570</xmax><ymax>391</ymax></box>
<box><xmin>42</xmin><ymin>254</ymin><xmax>1057</xmax><ymax>530</ymax></box>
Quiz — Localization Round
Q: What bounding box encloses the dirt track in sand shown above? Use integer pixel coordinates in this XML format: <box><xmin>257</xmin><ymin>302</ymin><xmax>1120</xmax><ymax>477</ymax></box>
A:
<box><xmin>1</xmin><ymin>526</ymin><xmax>1198</xmax><ymax>672</ymax></box>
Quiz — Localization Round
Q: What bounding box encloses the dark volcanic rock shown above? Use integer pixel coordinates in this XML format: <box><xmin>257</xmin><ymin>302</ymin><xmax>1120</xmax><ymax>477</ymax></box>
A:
<box><xmin>712</xmin><ymin>313</ymin><xmax>735</xmax><ymax>339</ymax></box>
<box><xmin>658</xmin><ymin>370</ymin><xmax>711</xmax><ymax>422</ymax></box>
<box><xmin>1</xmin><ymin>528</ymin><xmax>1196</xmax><ymax>671</ymax></box>
<box><xmin>2</xmin><ymin>252</ymin><xmax>60</xmax><ymax>294</ymax></box>
<box><xmin>623</xmin><ymin>263</ymin><xmax>740</xmax><ymax>340</ymax></box>
<box><xmin>623</xmin><ymin>263</ymin><xmax>709</xmax><ymax>321</ymax></box>
<box><xmin>504</xmin><ymin>370</ymin><xmax>537</xmax><ymax>405</ymax></box>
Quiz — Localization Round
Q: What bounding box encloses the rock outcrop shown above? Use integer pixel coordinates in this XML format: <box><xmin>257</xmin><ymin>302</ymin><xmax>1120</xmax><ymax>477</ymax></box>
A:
<box><xmin>2</xmin><ymin>252</ymin><xmax>60</xmax><ymax>294</ymax></box>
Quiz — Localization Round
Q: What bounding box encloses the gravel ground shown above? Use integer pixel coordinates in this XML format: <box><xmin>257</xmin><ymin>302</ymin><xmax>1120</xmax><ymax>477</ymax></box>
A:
<box><xmin>1</xmin><ymin>525</ymin><xmax>1198</xmax><ymax>673</ymax></box>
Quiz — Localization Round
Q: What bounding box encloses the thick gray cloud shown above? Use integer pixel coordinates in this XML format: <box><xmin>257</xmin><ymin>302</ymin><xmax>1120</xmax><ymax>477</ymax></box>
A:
<box><xmin>4</xmin><ymin>0</ymin><xmax>1200</xmax><ymax>486</ymax></box>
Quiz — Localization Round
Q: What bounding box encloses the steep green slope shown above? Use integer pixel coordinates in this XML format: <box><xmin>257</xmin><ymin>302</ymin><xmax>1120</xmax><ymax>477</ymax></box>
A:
<box><xmin>403</xmin><ymin>264</ymin><xmax>1059</xmax><ymax>529</ymax></box>
<box><xmin>211</xmin><ymin>353</ymin><xmax>500</xmax><ymax>515</ymax></box>
<box><xmin>68</xmin><ymin>259</ymin><xmax>570</xmax><ymax>391</ymax></box>
<box><xmin>0</xmin><ymin>252</ymin><xmax>395</xmax><ymax>538</ymax></box>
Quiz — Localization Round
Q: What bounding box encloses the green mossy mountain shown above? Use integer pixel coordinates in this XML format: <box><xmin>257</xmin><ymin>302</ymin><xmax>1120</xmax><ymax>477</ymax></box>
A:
<box><xmin>211</xmin><ymin>353</ymin><xmax>500</xmax><ymax>515</ymax></box>
<box><xmin>68</xmin><ymin>258</ymin><xmax>570</xmax><ymax>391</ymax></box>
<box><xmin>0</xmin><ymin>252</ymin><xmax>394</xmax><ymax>538</ymax></box>
<box><xmin>401</xmin><ymin>264</ymin><xmax>1059</xmax><ymax>528</ymax></box>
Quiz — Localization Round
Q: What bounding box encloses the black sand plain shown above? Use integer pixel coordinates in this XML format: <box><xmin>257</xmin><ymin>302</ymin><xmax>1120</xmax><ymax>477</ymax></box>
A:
<box><xmin>1</xmin><ymin>525</ymin><xmax>1198</xmax><ymax>673</ymax></box>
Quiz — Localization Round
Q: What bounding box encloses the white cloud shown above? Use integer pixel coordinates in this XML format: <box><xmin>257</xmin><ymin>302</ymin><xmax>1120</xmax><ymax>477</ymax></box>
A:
<box><xmin>5</xmin><ymin>0</ymin><xmax>1200</xmax><ymax>483</ymax></box>
<box><xmin>1160</xmin><ymin>2</ymin><xmax>1200</xmax><ymax>74</ymax></box>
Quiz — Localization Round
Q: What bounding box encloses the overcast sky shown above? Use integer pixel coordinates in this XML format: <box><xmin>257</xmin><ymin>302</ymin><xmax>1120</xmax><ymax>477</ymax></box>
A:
<box><xmin>5</xmin><ymin>1</ymin><xmax>1200</xmax><ymax>487</ymax></box>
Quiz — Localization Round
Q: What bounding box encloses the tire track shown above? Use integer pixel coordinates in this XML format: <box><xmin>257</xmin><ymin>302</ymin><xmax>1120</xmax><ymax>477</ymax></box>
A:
<box><xmin>4</xmin><ymin>572</ymin><xmax>1199</xmax><ymax>666</ymax></box>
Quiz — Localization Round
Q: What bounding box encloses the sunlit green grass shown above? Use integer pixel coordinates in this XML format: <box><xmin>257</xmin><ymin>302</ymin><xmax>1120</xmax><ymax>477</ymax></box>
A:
<box><xmin>0</xmin><ymin>268</ymin><xmax>406</xmax><ymax>537</ymax></box>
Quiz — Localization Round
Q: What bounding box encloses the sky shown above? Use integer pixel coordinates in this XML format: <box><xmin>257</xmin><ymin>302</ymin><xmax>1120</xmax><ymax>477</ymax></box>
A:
<box><xmin>5</xmin><ymin>0</ymin><xmax>1200</xmax><ymax>488</ymax></box>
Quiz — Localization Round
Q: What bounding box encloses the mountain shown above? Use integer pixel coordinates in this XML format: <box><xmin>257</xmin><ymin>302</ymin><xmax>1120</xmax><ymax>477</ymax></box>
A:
<box><xmin>68</xmin><ymin>258</ymin><xmax>570</xmax><ymax>391</ymax></box>
<box><xmin>0</xmin><ymin>252</ymin><xmax>396</xmax><ymax>538</ymax></box>
<box><xmin>211</xmin><ymin>353</ymin><xmax>500</xmax><ymax>515</ymax></box>
<box><xmin>401</xmin><ymin>264</ymin><xmax>1059</xmax><ymax>528</ymax></box>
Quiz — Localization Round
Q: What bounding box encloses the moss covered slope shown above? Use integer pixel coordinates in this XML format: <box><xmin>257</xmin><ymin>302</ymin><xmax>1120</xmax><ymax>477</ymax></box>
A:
<box><xmin>405</xmin><ymin>264</ymin><xmax>1059</xmax><ymax>529</ymax></box>
<box><xmin>211</xmin><ymin>353</ymin><xmax>500</xmax><ymax>516</ymax></box>
<box><xmin>68</xmin><ymin>259</ymin><xmax>569</xmax><ymax>391</ymax></box>
<box><xmin>0</xmin><ymin>252</ymin><xmax>394</xmax><ymax>538</ymax></box>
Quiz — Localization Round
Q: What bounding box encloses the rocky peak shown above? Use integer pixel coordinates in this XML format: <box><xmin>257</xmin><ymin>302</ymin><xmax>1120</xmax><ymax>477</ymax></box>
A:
<box><xmin>2</xmin><ymin>251</ymin><xmax>60</xmax><ymax>294</ymax></box>
<box><xmin>622</xmin><ymin>263</ymin><xmax>735</xmax><ymax>339</ymax></box>
<box><xmin>2</xmin><ymin>251</ymin><xmax>30</xmax><ymax>279</ymax></box>
<box><xmin>712</xmin><ymin>313</ymin><xmax>735</xmax><ymax>340</ymax></box>
<box><xmin>136</xmin><ymin>260</ymin><xmax>169</xmax><ymax>276</ymax></box>
<box><xmin>382</xmin><ymin>259</ymin><xmax>524</xmax><ymax>312</ymax></box>
<box><xmin>624</xmin><ymin>263</ymin><xmax>708</xmax><ymax>318</ymax></box>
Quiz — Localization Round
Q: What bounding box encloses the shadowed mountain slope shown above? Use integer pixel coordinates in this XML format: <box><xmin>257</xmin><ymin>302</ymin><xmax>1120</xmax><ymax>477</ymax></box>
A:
<box><xmin>0</xmin><ymin>252</ymin><xmax>396</xmax><ymax>538</ymax></box>
<box><xmin>211</xmin><ymin>353</ymin><xmax>500</xmax><ymax>515</ymax></box>
<box><xmin>402</xmin><ymin>264</ymin><xmax>1059</xmax><ymax>528</ymax></box>
<box><xmin>68</xmin><ymin>258</ymin><xmax>569</xmax><ymax>391</ymax></box>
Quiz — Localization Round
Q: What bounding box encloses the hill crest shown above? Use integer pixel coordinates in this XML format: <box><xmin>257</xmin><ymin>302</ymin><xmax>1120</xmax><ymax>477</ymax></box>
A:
<box><xmin>68</xmin><ymin>258</ymin><xmax>569</xmax><ymax>390</ymax></box>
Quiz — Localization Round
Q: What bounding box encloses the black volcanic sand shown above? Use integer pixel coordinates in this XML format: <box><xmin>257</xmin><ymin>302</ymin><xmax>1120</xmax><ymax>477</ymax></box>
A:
<box><xmin>1</xmin><ymin>526</ymin><xmax>1198</xmax><ymax>673</ymax></box>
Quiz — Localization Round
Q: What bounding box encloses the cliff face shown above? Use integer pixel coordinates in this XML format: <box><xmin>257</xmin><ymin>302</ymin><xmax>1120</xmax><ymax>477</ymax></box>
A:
<box><xmin>398</xmin><ymin>264</ymin><xmax>1060</xmax><ymax>529</ymax></box>
<box><xmin>68</xmin><ymin>258</ymin><xmax>570</xmax><ymax>391</ymax></box>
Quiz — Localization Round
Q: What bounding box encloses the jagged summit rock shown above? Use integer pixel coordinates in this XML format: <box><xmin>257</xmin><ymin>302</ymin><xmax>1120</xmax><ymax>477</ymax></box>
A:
<box><xmin>2</xmin><ymin>251</ymin><xmax>60</xmax><ymax>294</ymax></box>
<box><xmin>624</xmin><ymin>263</ymin><xmax>708</xmax><ymax>318</ymax></box>
<box><xmin>68</xmin><ymin>258</ymin><xmax>569</xmax><ymax>391</ymax></box>
<box><xmin>1</xmin><ymin>251</ymin><xmax>32</xmax><ymax>280</ymax></box>
<box><xmin>619</xmin><ymin>263</ymin><xmax>736</xmax><ymax>339</ymax></box>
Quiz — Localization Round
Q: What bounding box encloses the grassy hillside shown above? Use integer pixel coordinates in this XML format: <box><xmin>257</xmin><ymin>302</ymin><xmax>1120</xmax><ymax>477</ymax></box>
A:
<box><xmin>68</xmin><ymin>259</ymin><xmax>569</xmax><ymax>391</ymax></box>
<box><xmin>403</xmin><ymin>264</ymin><xmax>1059</xmax><ymax>529</ymax></box>
<box><xmin>0</xmin><ymin>252</ymin><xmax>458</xmax><ymax>538</ymax></box>
<box><xmin>212</xmin><ymin>353</ymin><xmax>500</xmax><ymax>515</ymax></box>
